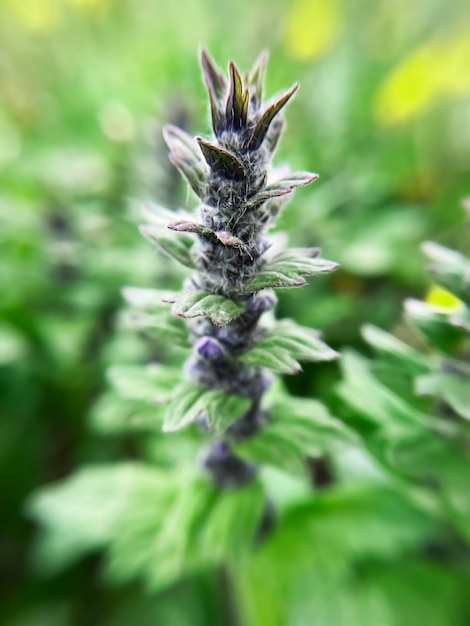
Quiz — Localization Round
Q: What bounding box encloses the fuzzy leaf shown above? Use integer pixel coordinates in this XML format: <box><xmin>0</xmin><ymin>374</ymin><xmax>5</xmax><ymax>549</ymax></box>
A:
<box><xmin>139</xmin><ymin>225</ymin><xmax>195</xmax><ymax>269</ymax></box>
<box><xmin>200</xmin><ymin>47</ymin><xmax>226</xmax><ymax>98</ymax></box>
<box><xmin>196</xmin><ymin>137</ymin><xmax>246</xmax><ymax>181</ymax></box>
<box><xmin>246</xmin><ymin>249</ymin><xmax>337</xmax><ymax>292</ymax></box>
<box><xmin>235</xmin><ymin>396</ymin><xmax>354</xmax><ymax>475</ymax></box>
<box><xmin>164</xmin><ymin>383</ymin><xmax>250</xmax><ymax>433</ymax></box>
<box><xmin>167</xmin><ymin>219</ymin><xmax>214</xmax><ymax>238</ymax></box>
<box><xmin>247</xmin><ymin>49</ymin><xmax>268</xmax><ymax>105</ymax></box>
<box><xmin>163</xmin><ymin>290</ymin><xmax>244</xmax><ymax>326</ymax></box>
<box><xmin>422</xmin><ymin>241</ymin><xmax>470</xmax><ymax>303</ymax></box>
<box><xmin>241</xmin><ymin>320</ymin><xmax>338</xmax><ymax>373</ymax></box>
<box><xmin>163</xmin><ymin>125</ymin><xmax>207</xmax><ymax>196</ymax></box>
<box><xmin>200</xmin><ymin>48</ymin><xmax>225</xmax><ymax>135</ymax></box>
<box><xmin>243</xmin><ymin>186</ymin><xmax>292</xmax><ymax>212</ymax></box>
<box><xmin>244</xmin><ymin>171</ymin><xmax>318</xmax><ymax>212</ymax></box>
<box><xmin>226</xmin><ymin>61</ymin><xmax>248</xmax><ymax>129</ymax></box>
<box><xmin>122</xmin><ymin>287</ymin><xmax>190</xmax><ymax>346</ymax></box>
<box><xmin>247</xmin><ymin>83</ymin><xmax>298</xmax><ymax>150</ymax></box>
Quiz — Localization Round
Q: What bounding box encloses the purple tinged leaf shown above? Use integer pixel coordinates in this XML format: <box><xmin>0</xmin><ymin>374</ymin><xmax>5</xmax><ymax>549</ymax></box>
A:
<box><xmin>200</xmin><ymin>47</ymin><xmax>226</xmax><ymax>98</ymax></box>
<box><xmin>246</xmin><ymin>83</ymin><xmax>298</xmax><ymax>151</ymax></box>
<box><xmin>163</xmin><ymin>125</ymin><xmax>207</xmax><ymax>196</ymax></box>
<box><xmin>215</xmin><ymin>231</ymin><xmax>245</xmax><ymax>249</ymax></box>
<box><xmin>196</xmin><ymin>137</ymin><xmax>246</xmax><ymax>181</ymax></box>
<box><xmin>167</xmin><ymin>220</ymin><xmax>213</xmax><ymax>238</ymax></box>
<box><xmin>243</xmin><ymin>186</ymin><xmax>292</xmax><ymax>212</ymax></box>
<box><xmin>200</xmin><ymin>48</ymin><xmax>226</xmax><ymax>135</ymax></box>
<box><xmin>226</xmin><ymin>61</ymin><xmax>248</xmax><ymax>129</ymax></box>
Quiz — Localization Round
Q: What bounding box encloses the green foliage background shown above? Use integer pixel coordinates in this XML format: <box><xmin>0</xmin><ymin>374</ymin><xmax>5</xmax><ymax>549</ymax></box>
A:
<box><xmin>1</xmin><ymin>0</ymin><xmax>470</xmax><ymax>624</ymax></box>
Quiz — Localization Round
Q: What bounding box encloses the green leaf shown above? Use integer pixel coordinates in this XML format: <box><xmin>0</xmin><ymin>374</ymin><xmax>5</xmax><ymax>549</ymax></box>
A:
<box><xmin>107</xmin><ymin>364</ymin><xmax>182</xmax><ymax>402</ymax></box>
<box><xmin>241</xmin><ymin>320</ymin><xmax>338</xmax><ymax>374</ymax></box>
<box><xmin>107</xmin><ymin>471</ymin><xmax>216</xmax><ymax>591</ymax></box>
<box><xmin>163</xmin><ymin>383</ymin><xmax>250</xmax><ymax>433</ymax></box>
<box><xmin>122</xmin><ymin>287</ymin><xmax>190</xmax><ymax>346</ymax></box>
<box><xmin>362</xmin><ymin>324</ymin><xmax>431</xmax><ymax>375</ymax></box>
<box><xmin>337</xmin><ymin>351</ymin><xmax>435</xmax><ymax>436</ymax></box>
<box><xmin>164</xmin><ymin>290</ymin><xmax>244</xmax><ymax>326</ymax></box>
<box><xmin>89</xmin><ymin>393</ymin><xmax>165</xmax><ymax>434</ymax></box>
<box><xmin>139</xmin><ymin>225</ymin><xmax>195</xmax><ymax>269</ymax></box>
<box><xmin>27</xmin><ymin>464</ymin><xmax>162</xmax><ymax>573</ymax></box>
<box><xmin>200</xmin><ymin>480</ymin><xmax>265</xmax><ymax>560</ymax></box>
<box><xmin>416</xmin><ymin>371</ymin><xmax>470</xmax><ymax>419</ymax></box>
<box><xmin>246</xmin><ymin>249</ymin><xmax>337</xmax><ymax>292</ymax></box>
<box><xmin>422</xmin><ymin>241</ymin><xmax>470</xmax><ymax>303</ymax></box>
<box><xmin>404</xmin><ymin>299</ymin><xmax>466</xmax><ymax>354</ymax></box>
<box><xmin>235</xmin><ymin>396</ymin><xmax>355</xmax><ymax>475</ymax></box>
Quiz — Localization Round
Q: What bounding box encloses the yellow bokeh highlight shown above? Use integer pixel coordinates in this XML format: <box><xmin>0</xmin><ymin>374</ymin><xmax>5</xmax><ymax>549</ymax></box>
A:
<box><xmin>375</xmin><ymin>31</ymin><xmax>470</xmax><ymax>124</ymax></box>
<box><xmin>425</xmin><ymin>284</ymin><xmax>464</xmax><ymax>313</ymax></box>
<box><xmin>3</xmin><ymin>0</ymin><xmax>110</xmax><ymax>32</ymax></box>
<box><xmin>285</xmin><ymin>0</ymin><xmax>341</xmax><ymax>61</ymax></box>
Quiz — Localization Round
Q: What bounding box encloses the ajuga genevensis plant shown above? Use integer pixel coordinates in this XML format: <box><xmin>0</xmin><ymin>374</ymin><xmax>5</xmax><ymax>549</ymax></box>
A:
<box><xmin>124</xmin><ymin>49</ymin><xmax>339</xmax><ymax>488</ymax></box>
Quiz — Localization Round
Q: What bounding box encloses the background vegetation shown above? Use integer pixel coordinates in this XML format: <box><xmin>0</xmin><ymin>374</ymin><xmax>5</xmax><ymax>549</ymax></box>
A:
<box><xmin>1</xmin><ymin>0</ymin><xmax>469</xmax><ymax>624</ymax></box>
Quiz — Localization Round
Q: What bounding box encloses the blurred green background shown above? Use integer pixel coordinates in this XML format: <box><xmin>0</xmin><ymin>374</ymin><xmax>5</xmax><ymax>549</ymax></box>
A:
<box><xmin>1</xmin><ymin>0</ymin><xmax>470</xmax><ymax>623</ymax></box>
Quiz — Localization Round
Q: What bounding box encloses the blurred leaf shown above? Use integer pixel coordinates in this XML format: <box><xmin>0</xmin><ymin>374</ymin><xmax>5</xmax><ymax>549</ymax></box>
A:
<box><xmin>163</xmin><ymin>384</ymin><xmax>250</xmax><ymax>434</ymax></box>
<box><xmin>235</xmin><ymin>395</ymin><xmax>355</xmax><ymax>475</ymax></box>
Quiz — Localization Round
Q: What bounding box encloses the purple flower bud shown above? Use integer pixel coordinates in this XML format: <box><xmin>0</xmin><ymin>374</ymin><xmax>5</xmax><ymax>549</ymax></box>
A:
<box><xmin>251</xmin><ymin>291</ymin><xmax>277</xmax><ymax>313</ymax></box>
<box><xmin>195</xmin><ymin>336</ymin><xmax>224</xmax><ymax>361</ymax></box>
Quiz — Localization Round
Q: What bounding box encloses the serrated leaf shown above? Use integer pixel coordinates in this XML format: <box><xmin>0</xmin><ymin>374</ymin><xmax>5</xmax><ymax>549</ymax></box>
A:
<box><xmin>246</xmin><ymin>83</ymin><xmax>298</xmax><ymax>150</ymax></box>
<box><xmin>235</xmin><ymin>396</ymin><xmax>354</xmax><ymax>475</ymax></box>
<box><xmin>164</xmin><ymin>383</ymin><xmax>251</xmax><ymax>433</ymax></box>
<box><xmin>164</xmin><ymin>290</ymin><xmax>244</xmax><ymax>326</ymax></box>
<box><xmin>107</xmin><ymin>471</ymin><xmax>213</xmax><ymax>591</ymax></box>
<box><xmin>337</xmin><ymin>351</ymin><xmax>449</xmax><ymax>437</ymax></box>
<box><xmin>245</xmin><ymin>249</ymin><xmax>337</xmax><ymax>292</ymax></box>
<box><xmin>26</xmin><ymin>464</ymin><xmax>162</xmax><ymax>573</ymax></box>
<box><xmin>139</xmin><ymin>225</ymin><xmax>195</xmax><ymax>269</ymax></box>
<box><xmin>200</xmin><ymin>481</ymin><xmax>265</xmax><ymax>560</ymax></box>
<box><xmin>241</xmin><ymin>320</ymin><xmax>338</xmax><ymax>373</ymax></box>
